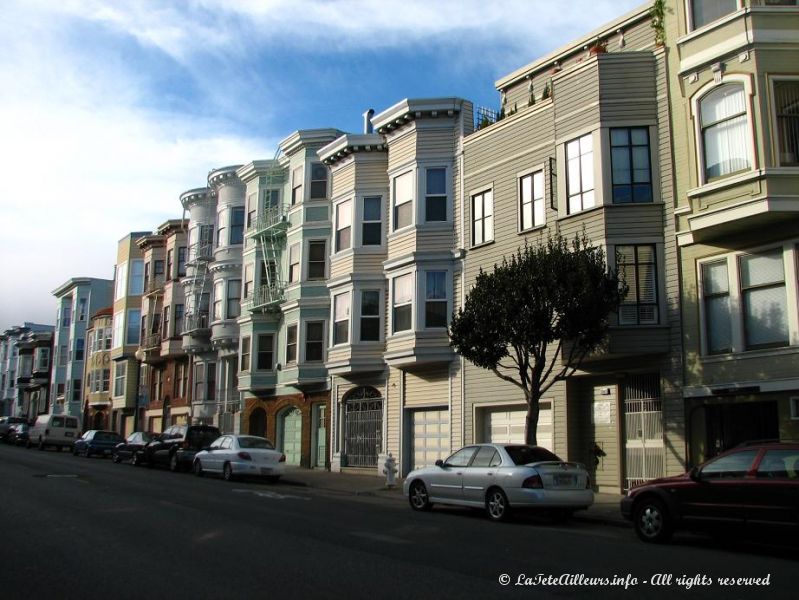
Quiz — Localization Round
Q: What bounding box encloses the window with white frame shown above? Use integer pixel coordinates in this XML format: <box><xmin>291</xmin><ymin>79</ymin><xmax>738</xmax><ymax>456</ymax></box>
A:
<box><xmin>291</xmin><ymin>166</ymin><xmax>303</xmax><ymax>205</ymax></box>
<box><xmin>362</xmin><ymin>196</ymin><xmax>382</xmax><ymax>246</ymax></box>
<box><xmin>115</xmin><ymin>261</ymin><xmax>128</xmax><ymax>300</ymax></box>
<box><xmin>689</xmin><ymin>0</ymin><xmax>738</xmax><ymax>31</ymax></box>
<box><xmin>77</xmin><ymin>298</ymin><xmax>87</xmax><ymax>321</ymax></box>
<box><xmin>35</xmin><ymin>347</ymin><xmax>49</xmax><ymax>371</ymax></box>
<box><xmin>62</xmin><ymin>304</ymin><xmax>72</xmax><ymax>328</ymax></box>
<box><xmin>773</xmin><ymin>80</ymin><xmax>799</xmax><ymax>167</ymax></box>
<box><xmin>702</xmin><ymin>260</ymin><xmax>733</xmax><ymax>354</ymax></box>
<box><xmin>247</xmin><ymin>193</ymin><xmax>257</xmax><ymax>229</ymax></box>
<box><xmin>611</xmin><ymin>127</ymin><xmax>652</xmax><ymax>203</ymax></box>
<box><xmin>226</xmin><ymin>280</ymin><xmax>241</xmax><ymax>319</ymax></box>
<box><xmin>740</xmin><ymin>250</ymin><xmax>788</xmax><ymax>349</ymax></box>
<box><xmin>310</xmin><ymin>163</ymin><xmax>328</xmax><ymax>200</ymax></box>
<box><xmin>393</xmin><ymin>274</ymin><xmax>413</xmax><ymax>333</ymax></box>
<box><xmin>102</xmin><ymin>368</ymin><xmax>110</xmax><ymax>392</ymax></box>
<box><xmin>393</xmin><ymin>171</ymin><xmax>413</xmax><ymax>231</ymax></box>
<box><xmin>333</xmin><ymin>292</ymin><xmax>350</xmax><ymax>345</ymax></box>
<box><xmin>126</xmin><ymin>309</ymin><xmax>141</xmax><ymax>345</ymax></box>
<box><xmin>566</xmin><ymin>134</ymin><xmax>595</xmax><ymax>214</ymax></box>
<box><xmin>617</xmin><ymin>245</ymin><xmax>658</xmax><ymax>325</ymax></box>
<box><xmin>112</xmin><ymin>312</ymin><xmax>124</xmax><ymax>349</ymax></box>
<box><xmin>75</xmin><ymin>338</ymin><xmax>84</xmax><ymax>361</ymax></box>
<box><xmin>286</xmin><ymin>324</ymin><xmax>298</xmax><ymax>364</ymax></box>
<box><xmin>177</xmin><ymin>246</ymin><xmax>187</xmax><ymax>277</ymax></box>
<box><xmin>520</xmin><ymin>171</ymin><xmax>545</xmax><ymax>231</ymax></box>
<box><xmin>699</xmin><ymin>83</ymin><xmax>750</xmax><ymax>180</ymax></box>
<box><xmin>230</xmin><ymin>207</ymin><xmax>245</xmax><ymax>245</ymax></box>
<box><xmin>425</xmin><ymin>167</ymin><xmax>447</xmax><ymax>222</ymax></box>
<box><xmin>257</xmin><ymin>334</ymin><xmax>274</xmax><ymax>370</ymax></box>
<box><xmin>472</xmin><ymin>190</ymin><xmax>493</xmax><ymax>245</ymax></box>
<box><xmin>216</xmin><ymin>209</ymin><xmax>228</xmax><ymax>246</ymax></box>
<box><xmin>336</xmin><ymin>200</ymin><xmax>352</xmax><ymax>251</ymax></box>
<box><xmin>425</xmin><ymin>271</ymin><xmax>448</xmax><ymax>328</ymax></box>
<box><xmin>114</xmin><ymin>361</ymin><xmax>127</xmax><ymax>397</ymax></box>
<box><xmin>288</xmin><ymin>243</ymin><xmax>300</xmax><ymax>283</ymax></box>
<box><xmin>240</xmin><ymin>336</ymin><xmax>251</xmax><ymax>372</ymax></box>
<box><xmin>213</xmin><ymin>281</ymin><xmax>224</xmax><ymax>321</ymax></box>
<box><xmin>360</xmin><ymin>290</ymin><xmax>380</xmax><ymax>342</ymax></box>
<box><xmin>129</xmin><ymin>259</ymin><xmax>144</xmax><ymax>295</ymax></box>
<box><xmin>305</xmin><ymin>321</ymin><xmax>324</xmax><ymax>362</ymax></box>
<box><xmin>244</xmin><ymin>264</ymin><xmax>253</xmax><ymax>299</ymax></box>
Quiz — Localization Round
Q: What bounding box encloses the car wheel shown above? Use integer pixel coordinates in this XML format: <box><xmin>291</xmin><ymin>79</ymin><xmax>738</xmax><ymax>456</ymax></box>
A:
<box><xmin>265</xmin><ymin>475</ymin><xmax>280</xmax><ymax>484</ymax></box>
<box><xmin>193</xmin><ymin>460</ymin><xmax>204</xmax><ymax>477</ymax></box>
<box><xmin>169</xmin><ymin>453</ymin><xmax>180</xmax><ymax>473</ymax></box>
<box><xmin>112</xmin><ymin>452</ymin><xmax>121</xmax><ymax>464</ymax></box>
<box><xmin>408</xmin><ymin>480</ymin><xmax>432</xmax><ymax>512</ymax></box>
<box><xmin>223</xmin><ymin>462</ymin><xmax>235</xmax><ymax>482</ymax></box>
<box><xmin>633</xmin><ymin>497</ymin><xmax>673</xmax><ymax>543</ymax></box>
<box><xmin>131</xmin><ymin>452</ymin><xmax>140</xmax><ymax>467</ymax></box>
<box><xmin>485</xmin><ymin>487</ymin><xmax>511</xmax><ymax>522</ymax></box>
<box><xmin>38</xmin><ymin>439</ymin><xmax>45</xmax><ymax>451</ymax></box>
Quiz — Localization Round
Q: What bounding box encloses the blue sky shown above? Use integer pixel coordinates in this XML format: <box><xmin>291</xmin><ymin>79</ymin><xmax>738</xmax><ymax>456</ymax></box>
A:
<box><xmin>0</xmin><ymin>0</ymin><xmax>644</xmax><ymax>331</ymax></box>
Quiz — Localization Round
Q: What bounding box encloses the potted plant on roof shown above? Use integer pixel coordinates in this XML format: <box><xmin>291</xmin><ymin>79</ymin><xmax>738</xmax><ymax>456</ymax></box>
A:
<box><xmin>589</xmin><ymin>39</ymin><xmax>607</xmax><ymax>55</ymax></box>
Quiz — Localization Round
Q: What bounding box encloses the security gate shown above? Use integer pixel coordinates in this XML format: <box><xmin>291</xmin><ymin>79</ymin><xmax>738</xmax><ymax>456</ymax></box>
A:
<box><xmin>623</xmin><ymin>375</ymin><xmax>664</xmax><ymax>489</ymax></box>
<box><xmin>343</xmin><ymin>389</ymin><xmax>382</xmax><ymax>468</ymax></box>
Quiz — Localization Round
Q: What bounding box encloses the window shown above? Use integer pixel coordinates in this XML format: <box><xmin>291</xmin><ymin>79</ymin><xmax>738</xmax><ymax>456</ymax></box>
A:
<box><xmin>362</xmin><ymin>196</ymin><xmax>382</xmax><ymax>246</ymax></box>
<box><xmin>700</xmin><ymin>449</ymin><xmax>757</xmax><ymax>479</ymax></box>
<box><xmin>230</xmin><ymin>207</ymin><xmax>245</xmax><ymax>245</ymax></box>
<box><xmin>257</xmin><ymin>334</ymin><xmax>274</xmax><ymax>370</ymax></box>
<box><xmin>115</xmin><ymin>261</ymin><xmax>128</xmax><ymax>300</ymax></box>
<box><xmin>289</xmin><ymin>243</ymin><xmax>300</xmax><ymax>283</ymax></box>
<box><xmin>393</xmin><ymin>171</ymin><xmax>413</xmax><ymax>231</ymax></box>
<box><xmin>445</xmin><ymin>446</ymin><xmax>478</xmax><ymax>467</ymax></box>
<box><xmin>114</xmin><ymin>362</ymin><xmax>127</xmax><ymax>397</ymax></box>
<box><xmin>307</xmin><ymin>241</ymin><xmax>327</xmax><ymax>280</ymax></box>
<box><xmin>286</xmin><ymin>324</ymin><xmax>298</xmax><ymax>363</ymax></box>
<box><xmin>58</xmin><ymin>345</ymin><xmax>67</xmax><ymax>366</ymax></box>
<box><xmin>335</xmin><ymin>200</ymin><xmax>352</xmax><ymax>252</ymax></box>
<box><xmin>333</xmin><ymin>292</ymin><xmax>350</xmax><ymax>345</ymax></box>
<box><xmin>213</xmin><ymin>281</ymin><xmax>224</xmax><ymax>321</ymax></box>
<box><xmin>240</xmin><ymin>336</ymin><xmax>251</xmax><ymax>372</ymax></box>
<box><xmin>305</xmin><ymin>321</ymin><xmax>325</xmax><ymax>362</ymax></box>
<box><xmin>702</xmin><ymin>261</ymin><xmax>732</xmax><ymax>354</ymax></box>
<box><xmin>175</xmin><ymin>304</ymin><xmax>184</xmax><ymax>336</ymax></box>
<box><xmin>102</xmin><ymin>369</ymin><xmax>112</xmax><ymax>393</ymax></box>
<box><xmin>177</xmin><ymin>246</ymin><xmax>187</xmax><ymax>277</ymax></box>
<box><xmin>611</xmin><ymin>128</ymin><xmax>652</xmax><ymax>203</ymax></box>
<box><xmin>72</xmin><ymin>379</ymin><xmax>81</xmax><ymax>402</ymax></box>
<box><xmin>162</xmin><ymin>307</ymin><xmax>169</xmax><ymax>338</ymax></box>
<box><xmin>756</xmin><ymin>450</ymin><xmax>799</xmax><ymax>480</ymax></box>
<box><xmin>310</xmin><ymin>163</ymin><xmax>328</xmax><ymax>199</ymax></box>
<box><xmin>194</xmin><ymin>363</ymin><xmax>206</xmax><ymax>402</ymax></box>
<box><xmin>774</xmin><ymin>80</ymin><xmax>799</xmax><ymax>166</ymax></box>
<box><xmin>154</xmin><ymin>259</ymin><xmax>165</xmax><ymax>280</ymax></box>
<box><xmin>77</xmin><ymin>298</ymin><xmax>87</xmax><ymax>321</ymax></box>
<box><xmin>690</xmin><ymin>0</ymin><xmax>737</xmax><ymax>30</ymax></box>
<box><xmin>471</xmin><ymin>190</ymin><xmax>493</xmax><ymax>245</ymax></box>
<box><xmin>247</xmin><ymin>193</ymin><xmax>257</xmax><ymax>229</ymax></box>
<box><xmin>740</xmin><ymin>250</ymin><xmax>788</xmax><ymax>349</ymax></box>
<box><xmin>129</xmin><ymin>259</ymin><xmax>144</xmax><ymax>295</ymax></box>
<box><xmin>216</xmin><ymin>209</ymin><xmax>228</xmax><ymax>247</ymax></box>
<box><xmin>360</xmin><ymin>290</ymin><xmax>380</xmax><ymax>342</ymax></box>
<box><xmin>425</xmin><ymin>167</ymin><xmax>447</xmax><ymax>222</ymax></box>
<box><xmin>700</xmin><ymin>84</ymin><xmax>750</xmax><ymax>180</ymax></box>
<box><xmin>566</xmin><ymin>134</ymin><xmax>595</xmax><ymax>214</ymax></box>
<box><xmin>393</xmin><ymin>274</ymin><xmax>413</xmax><ymax>333</ymax></box>
<box><xmin>519</xmin><ymin>171</ymin><xmax>545</xmax><ymax>231</ymax></box>
<box><xmin>291</xmin><ymin>166</ymin><xmax>303</xmax><ymax>205</ymax></box>
<box><xmin>425</xmin><ymin>271</ymin><xmax>448</xmax><ymax>328</ymax></box>
<box><xmin>244</xmin><ymin>264</ymin><xmax>254</xmax><ymax>299</ymax></box>
<box><xmin>126</xmin><ymin>309</ymin><xmax>141</xmax><ymax>345</ymax></box>
<box><xmin>62</xmin><ymin>304</ymin><xmax>72</xmax><ymax>328</ymax></box>
<box><xmin>75</xmin><ymin>338</ymin><xmax>84</xmax><ymax>361</ymax></box>
<box><xmin>112</xmin><ymin>312</ymin><xmax>124</xmax><ymax>348</ymax></box>
<box><xmin>617</xmin><ymin>245</ymin><xmax>658</xmax><ymax>325</ymax></box>
<box><xmin>227</xmin><ymin>280</ymin><xmax>241</xmax><ymax>319</ymax></box>
<box><xmin>166</xmin><ymin>249</ymin><xmax>174</xmax><ymax>279</ymax></box>
<box><xmin>35</xmin><ymin>348</ymin><xmax>50</xmax><ymax>371</ymax></box>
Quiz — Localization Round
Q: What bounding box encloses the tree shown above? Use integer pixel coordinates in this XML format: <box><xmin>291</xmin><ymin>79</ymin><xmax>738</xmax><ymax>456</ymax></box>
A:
<box><xmin>449</xmin><ymin>233</ymin><xmax>627</xmax><ymax>445</ymax></box>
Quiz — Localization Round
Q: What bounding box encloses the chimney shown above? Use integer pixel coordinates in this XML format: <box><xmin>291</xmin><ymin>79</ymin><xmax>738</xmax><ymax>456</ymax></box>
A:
<box><xmin>363</xmin><ymin>108</ymin><xmax>375</xmax><ymax>134</ymax></box>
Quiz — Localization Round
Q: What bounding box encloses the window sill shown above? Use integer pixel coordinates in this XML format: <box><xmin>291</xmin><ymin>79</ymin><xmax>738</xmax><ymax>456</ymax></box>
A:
<box><xmin>469</xmin><ymin>239</ymin><xmax>495</xmax><ymax>251</ymax></box>
<box><xmin>518</xmin><ymin>224</ymin><xmax>547</xmax><ymax>236</ymax></box>
<box><xmin>388</xmin><ymin>225</ymin><xmax>416</xmax><ymax>238</ymax></box>
<box><xmin>556</xmin><ymin>204</ymin><xmax>604</xmax><ymax>223</ymax></box>
<box><xmin>687</xmin><ymin>169</ymin><xmax>764</xmax><ymax>198</ymax></box>
<box><xmin>677</xmin><ymin>9</ymin><xmax>746</xmax><ymax>45</ymax></box>
<box><xmin>700</xmin><ymin>344</ymin><xmax>799</xmax><ymax>364</ymax></box>
<box><xmin>419</xmin><ymin>221</ymin><xmax>454</xmax><ymax>231</ymax></box>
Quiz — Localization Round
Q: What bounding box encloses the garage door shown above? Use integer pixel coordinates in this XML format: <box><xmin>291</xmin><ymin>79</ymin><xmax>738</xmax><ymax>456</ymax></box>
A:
<box><xmin>281</xmin><ymin>407</ymin><xmax>303</xmax><ymax>466</ymax></box>
<box><xmin>484</xmin><ymin>404</ymin><xmax>553</xmax><ymax>452</ymax></box>
<box><xmin>411</xmin><ymin>409</ymin><xmax>450</xmax><ymax>470</ymax></box>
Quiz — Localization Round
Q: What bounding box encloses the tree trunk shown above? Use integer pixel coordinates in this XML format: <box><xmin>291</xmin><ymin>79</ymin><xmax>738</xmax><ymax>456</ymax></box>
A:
<box><xmin>524</xmin><ymin>392</ymin><xmax>540</xmax><ymax>446</ymax></box>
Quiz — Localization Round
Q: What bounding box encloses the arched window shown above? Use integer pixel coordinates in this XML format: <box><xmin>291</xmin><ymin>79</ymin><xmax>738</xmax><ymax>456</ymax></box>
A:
<box><xmin>699</xmin><ymin>84</ymin><xmax>750</xmax><ymax>180</ymax></box>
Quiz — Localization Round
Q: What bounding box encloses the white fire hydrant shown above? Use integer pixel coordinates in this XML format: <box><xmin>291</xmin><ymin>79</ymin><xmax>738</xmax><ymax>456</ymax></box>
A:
<box><xmin>383</xmin><ymin>453</ymin><xmax>398</xmax><ymax>488</ymax></box>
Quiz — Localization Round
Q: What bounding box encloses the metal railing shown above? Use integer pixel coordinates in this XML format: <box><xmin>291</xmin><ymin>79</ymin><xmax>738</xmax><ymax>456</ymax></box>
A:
<box><xmin>141</xmin><ymin>333</ymin><xmax>162</xmax><ymax>350</ymax></box>
<box><xmin>186</xmin><ymin>241</ymin><xmax>213</xmax><ymax>265</ymax></box>
<box><xmin>144</xmin><ymin>277</ymin><xmax>165</xmax><ymax>295</ymax></box>
<box><xmin>243</xmin><ymin>281</ymin><xmax>287</xmax><ymax>312</ymax></box>
<box><xmin>182</xmin><ymin>312</ymin><xmax>209</xmax><ymax>334</ymax></box>
<box><xmin>246</xmin><ymin>206</ymin><xmax>288</xmax><ymax>237</ymax></box>
<box><xmin>475</xmin><ymin>106</ymin><xmax>500</xmax><ymax>130</ymax></box>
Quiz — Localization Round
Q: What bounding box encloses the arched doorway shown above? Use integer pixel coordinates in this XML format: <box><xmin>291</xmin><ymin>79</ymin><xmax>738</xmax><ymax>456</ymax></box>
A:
<box><xmin>249</xmin><ymin>407</ymin><xmax>266</xmax><ymax>438</ymax></box>
<box><xmin>343</xmin><ymin>386</ymin><xmax>383</xmax><ymax>468</ymax></box>
<box><xmin>92</xmin><ymin>411</ymin><xmax>107</xmax><ymax>430</ymax></box>
<box><xmin>279</xmin><ymin>407</ymin><xmax>302</xmax><ymax>466</ymax></box>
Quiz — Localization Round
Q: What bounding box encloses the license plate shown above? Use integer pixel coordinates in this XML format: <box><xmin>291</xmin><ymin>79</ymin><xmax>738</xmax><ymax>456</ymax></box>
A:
<box><xmin>65</xmin><ymin>432</ymin><xmax>74</xmax><ymax>437</ymax></box>
<box><xmin>554</xmin><ymin>474</ymin><xmax>574</xmax><ymax>486</ymax></box>
<box><xmin>260</xmin><ymin>468</ymin><xmax>273</xmax><ymax>475</ymax></box>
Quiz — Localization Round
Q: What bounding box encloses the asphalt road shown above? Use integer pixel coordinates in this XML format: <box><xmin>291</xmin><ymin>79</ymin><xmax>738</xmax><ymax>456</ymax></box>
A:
<box><xmin>0</xmin><ymin>444</ymin><xmax>796</xmax><ymax>600</ymax></box>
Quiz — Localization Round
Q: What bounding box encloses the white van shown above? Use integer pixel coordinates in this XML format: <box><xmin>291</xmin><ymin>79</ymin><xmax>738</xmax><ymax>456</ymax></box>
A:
<box><xmin>27</xmin><ymin>414</ymin><xmax>81</xmax><ymax>451</ymax></box>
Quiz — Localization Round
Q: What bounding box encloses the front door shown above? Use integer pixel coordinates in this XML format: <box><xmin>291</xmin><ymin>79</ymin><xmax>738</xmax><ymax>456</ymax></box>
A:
<box><xmin>344</xmin><ymin>398</ymin><xmax>382</xmax><ymax>468</ymax></box>
<box><xmin>314</xmin><ymin>405</ymin><xmax>326</xmax><ymax>468</ymax></box>
<box><xmin>281</xmin><ymin>408</ymin><xmax>302</xmax><ymax>466</ymax></box>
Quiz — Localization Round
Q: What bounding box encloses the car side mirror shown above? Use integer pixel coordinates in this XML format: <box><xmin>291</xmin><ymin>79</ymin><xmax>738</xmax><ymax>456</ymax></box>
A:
<box><xmin>435</xmin><ymin>459</ymin><xmax>444</xmax><ymax>468</ymax></box>
<box><xmin>689</xmin><ymin>466</ymin><xmax>701</xmax><ymax>482</ymax></box>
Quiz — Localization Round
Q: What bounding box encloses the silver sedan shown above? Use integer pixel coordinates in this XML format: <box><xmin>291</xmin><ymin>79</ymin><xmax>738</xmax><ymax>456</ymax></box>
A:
<box><xmin>403</xmin><ymin>443</ymin><xmax>594</xmax><ymax>522</ymax></box>
<box><xmin>193</xmin><ymin>434</ymin><xmax>286</xmax><ymax>482</ymax></box>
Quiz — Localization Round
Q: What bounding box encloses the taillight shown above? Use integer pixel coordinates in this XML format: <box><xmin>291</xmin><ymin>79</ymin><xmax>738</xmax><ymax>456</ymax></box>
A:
<box><xmin>522</xmin><ymin>474</ymin><xmax>543</xmax><ymax>489</ymax></box>
<box><xmin>279</xmin><ymin>454</ymin><xmax>286</xmax><ymax>463</ymax></box>
<box><xmin>237</xmin><ymin>451</ymin><xmax>252</xmax><ymax>461</ymax></box>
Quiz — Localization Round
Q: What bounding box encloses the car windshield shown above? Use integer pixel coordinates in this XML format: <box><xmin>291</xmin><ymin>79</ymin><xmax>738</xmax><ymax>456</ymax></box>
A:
<box><xmin>238</xmin><ymin>437</ymin><xmax>274</xmax><ymax>450</ymax></box>
<box><xmin>505</xmin><ymin>445</ymin><xmax>561</xmax><ymax>465</ymax></box>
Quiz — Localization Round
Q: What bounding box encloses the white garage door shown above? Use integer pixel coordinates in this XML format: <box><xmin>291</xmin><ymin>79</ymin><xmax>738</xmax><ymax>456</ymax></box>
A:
<box><xmin>411</xmin><ymin>409</ymin><xmax>450</xmax><ymax>470</ymax></box>
<box><xmin>484</xmin><ymin>404</ymin><xmax>553</xmax><ymax>452</ymax></box>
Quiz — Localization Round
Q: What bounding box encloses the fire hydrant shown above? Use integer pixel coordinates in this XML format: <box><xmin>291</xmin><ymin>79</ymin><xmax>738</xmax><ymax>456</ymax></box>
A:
<box><xmin>383</xmin><ymin>453</ymin><xmax>398</xmax><ymax>488</ymax></box>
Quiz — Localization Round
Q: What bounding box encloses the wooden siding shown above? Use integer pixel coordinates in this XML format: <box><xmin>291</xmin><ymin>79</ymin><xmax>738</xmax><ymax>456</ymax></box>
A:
<box><xmin>598</xmin><ymin>53</ymin><xmax>657</xmax><ymax>122</ymax></box>
<box><xmin>404</xmin><ymin>364</ymin><xmax>449</xmax><ymax>408</ymax></box>
<box><xmin>553</xmin><ymin>64</ymin><xmax>600</xmax><ymax>137</ymax></box>
<box><xmin>387</xmin><ymin>129</ymin><xmax>417</xmax><ymax>172</ymax></box>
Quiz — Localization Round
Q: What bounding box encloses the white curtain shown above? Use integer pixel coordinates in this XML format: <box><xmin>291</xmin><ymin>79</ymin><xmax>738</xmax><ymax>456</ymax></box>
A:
<box><xmin>701</xmin><ymin>84</ymin><xmax>750</xmax><ymax>179</ymax></box>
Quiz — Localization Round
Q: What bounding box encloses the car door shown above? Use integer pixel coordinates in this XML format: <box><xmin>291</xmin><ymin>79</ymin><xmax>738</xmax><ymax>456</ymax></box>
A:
<box><xmin>426</xmin><ymin>446</ymin><xmax>478</xmax><ymax>502</ymax></box>
<box><xmin>204</xmin><ymin>436</ymin><xmax>227</xmax><ymax>472</ymax></box>
<box><xmin>462</xmin><ymin>446</ymin><xmax>501</xmax><ymax>505</ymax></box>
<box><xmin>749</xmin><ymin>449</ymin><xmax>799</xmax><ymax>527</ymax></box>
<box><xmin>153</xmin><ymin>426</ymin><xmax>175</xmax><ymax>464</ymax></box>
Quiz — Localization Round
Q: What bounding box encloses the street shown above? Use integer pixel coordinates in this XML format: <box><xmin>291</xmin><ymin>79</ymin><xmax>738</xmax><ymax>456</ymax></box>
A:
<box><xmin>0</xmin><ymin>444</ymin><xmax>796</xmax><ymax>600</ymax></box>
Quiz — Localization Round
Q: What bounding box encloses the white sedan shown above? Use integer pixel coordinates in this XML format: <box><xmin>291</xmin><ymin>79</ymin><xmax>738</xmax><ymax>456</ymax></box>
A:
<box><xmin>403</xmin><ymin>443</ymin><xmax>593</xmax><ymax>522</ymax></box>
<box><xmin>193</xmin><ymin>434</ymin><xmax>286</xmax><ymax>482</ymax></box>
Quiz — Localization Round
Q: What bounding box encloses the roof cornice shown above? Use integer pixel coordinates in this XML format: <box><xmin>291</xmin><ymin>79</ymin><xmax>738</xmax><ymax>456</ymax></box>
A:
<box><xmin>318</xmin><ymin>133</ymin><xmax>387</xmax><ymax>166</ymax></box>
<box><xmin>279</xmin><ymin>128</ymin><xmax>345</xmax><ymax>157</ymax></box>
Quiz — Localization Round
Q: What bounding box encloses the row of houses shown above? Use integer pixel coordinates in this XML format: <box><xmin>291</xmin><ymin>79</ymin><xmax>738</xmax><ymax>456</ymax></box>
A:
<box><xmin>3</xmin><ymin>1</ymin><xmax>799</xmax><ymax>493</ymax></box>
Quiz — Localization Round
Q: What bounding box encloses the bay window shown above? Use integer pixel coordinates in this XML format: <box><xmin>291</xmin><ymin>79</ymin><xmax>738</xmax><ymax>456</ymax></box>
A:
<box><xmin>393</xmin><ymin>274</ymin><xmax>413</xmax><ymax>333</ymax></box>
<box><xmin>393</xmin><ymin>172</ymin><xmax>413</xmax><ymax>231</ymax></box>
<box><xmin>213</xmin><ymin>281</ymin><xmax>224</xmax><ymax>321</ymax></box>
<box><xmin>362</xmin><ymin>196</ymin><xmax>382</xmax><ymax>246</ymax></box>
<box><xmin>291</xmin><ymin>166</ymin><xmax>303</xmax><ymax>205</ymax></box>
<box><xmin>334</xmin><ymin>292</ymin><xmax>350</xmax><ymax>345</ymax></box>
<box><xmin>226</xmin><ymin>280</ymin><xmax>241</xmax><ymax>319</ymax></box>
<box><xmin>360</xmin><ymin>290</ymin><xmax>381</xmax><ymax>342</ymax></box>
<box><xmin>690</xmin><ymin>0</ymin><xmax>738</xmax><ymax>31</ymax></box>
<box><xmin>305</xmin><ymin>321</ymin><xmax>325</xmax><ymax>362</ymax></box>
<box><xmin>774</xmin><ymin>80</ymin><xmax>799</xmax><ymax>166</ymax></box>
<box><xmin>425</xmin><ymin>167</ymin><xmax>447</xmax><ymax>222</ymax></box>
<box><xmin>307</xmin><ymin>240</ymin><xmax>327</xmax><ymax>280</ymax></box>
<box><xmin>566</xmin><ymin>133</ymin><xmax>594</xmax><ymax>214</ymax></box>
<box><xmin>310</xmin><ymin>163</ymin><xmax>328</xmax><ymax>199</ymax></box>
<box><xmin>617</xmin><ymin>245</ymin><xmax>658</xmax><ymax>325</ymax></box>
<box><xmin>289</xmin><ymin>243</ymin><xmax>300</xmax><ymax>283</ymax></box>
<box><xmin>240</xmin><ymin>336</ymin><xmax>250</xmax><ymax>372</ymax></box>
<box><xmin>611</xmin><ymin>127</ymin><xmax>652</xmax><ymax>203</ymax></box>
<box><xmin>286</xmin><ymin>324</ymin><xmax>298</xmax><ymax>364</ymax></box>
<box><xmin>740</xmin><ymin>250</ymin><xmax>788</xmax><ymax>349</ymax></box>
<box><xmin>425</xmin><ymin>271</ymin><xmax>448</xmax><ymax>328</ymax></box>
<box><xmin>702</xmin><ymin>261</ymin><xmax>732</xmax><ymax>354</ymax></box>
<box><xmin>336</xmin><ymin>200</ymin><xmax>352</xmax><ymax>251</ymax></box>
<box><xmin>699</xmin><ymin>84</ymin><xmax>750</xmax><ymax>180</ymax></box>
<box><xmin>257</xmin><ymin>334</ymin><xmax>274</xmax><ymax>370</ymax></box>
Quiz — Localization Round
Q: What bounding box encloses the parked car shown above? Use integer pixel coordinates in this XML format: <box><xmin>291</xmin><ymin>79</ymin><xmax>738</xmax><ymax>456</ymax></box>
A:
<box><xmin>73</xmin><ymin>430</ymin><xmax>125</xmax><ymax>458</ymax></box>
<box><xmin>0</xmin><ymin>417</ymin><xmax>28</xmax><ymax>441</ymax></box>
<box><xmin>142</xmin><ymin>424</ymin><xmax>221</xmax><ymax>472</ymax></box>
<box><xmin>403</xmin><ymin>443</ymin><xmax>593</xmax><ymax>522</ymax></box>
<box><xmin>621</xmin><ymin>442</ymin><xmax>799</xmax><ymax>543</ymax></box>
<box><xmin>193</xmin><ymin>434</ymin><xmax>286</xmax><ymax>482</ymax></box>
<box><xmin>5</xmin><ymin>422</ymin><xmax>30</xmax><ymax>446</ymax></box>
<box><xmin>27</xmin><ymin>414</ymin><xmax>81</xmax><ymax>451</ymax></box>
<box><xmin>113</xmin><ymin>431</ymin><xmax>156</xmax><ymax>465</ymax></box>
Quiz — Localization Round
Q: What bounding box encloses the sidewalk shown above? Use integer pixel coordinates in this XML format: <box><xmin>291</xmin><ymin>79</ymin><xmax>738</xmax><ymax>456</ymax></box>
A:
<box><xmin>282</xmin><ymin>467</ymin><xmax>628</xmax><ymax>527</ymax></box>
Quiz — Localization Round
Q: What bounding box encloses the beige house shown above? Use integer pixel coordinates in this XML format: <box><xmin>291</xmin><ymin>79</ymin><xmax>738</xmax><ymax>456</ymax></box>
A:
<box><xmin>666</xmin><ymin>0</ymin><xmax>799</xmax><ymax>464</ymax></box>
<box><xmin>83</xmin><ymin>308</ymin><xmax>113</xmax><ymax>429</ymax></box>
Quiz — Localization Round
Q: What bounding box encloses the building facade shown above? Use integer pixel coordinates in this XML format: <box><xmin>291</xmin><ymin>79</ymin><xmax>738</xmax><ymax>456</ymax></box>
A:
<box><xmin>1</xmin><ymin>323</ymin><xmax>54</xmax><ymax>418</ymax></box>
<box><xmin>83</xmin><ymin>308</ymin><xmax>113</xmax><ymax>429</ymax></box>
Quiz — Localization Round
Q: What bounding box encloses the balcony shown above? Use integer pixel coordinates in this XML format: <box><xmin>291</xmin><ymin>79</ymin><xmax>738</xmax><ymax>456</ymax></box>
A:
<box><xmin>182</xmin><ymin>312</ymin><xmax>210</xmax><ymax>335</ymax></box>
<box><xmin>144</xmin><ymin>277</ymin><xmax>165</xmax><ymax>296</ymax></box>
<box><xmin>242</xmin><ymin>282</ymin><xmax>286</xmax><ymax>313</ymax></box>
<box><xmin>186</xmin><ymin>241</ymin><xmax>213</xmax><ymax>266</ymax></box>
<box><xmin>246</xmin><ymin>206</ymin><xmax>288</xmax><ymax>238</ymax></box>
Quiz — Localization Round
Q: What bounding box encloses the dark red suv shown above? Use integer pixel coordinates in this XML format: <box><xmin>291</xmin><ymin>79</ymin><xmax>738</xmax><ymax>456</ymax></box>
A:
<box><xmin>621</xmin><ymin>442</ymin><xmax>799</xmax><ymax>543</ymax></box>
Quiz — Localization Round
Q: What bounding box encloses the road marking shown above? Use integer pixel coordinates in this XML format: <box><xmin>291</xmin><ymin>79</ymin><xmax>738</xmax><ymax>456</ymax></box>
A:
<box><xmin>350</xmin><ymin>531</ymin><xmax>409</xmax><ymax>545</ymax></box>
<box><xmin>232</xmin><ymin>488</ymin><xmax>311</xmax><ymax>501</ymax></box>
<box><xmin>45</xmin><ymin>474</ymin><xmax>79</xmax><ymax>478</ymax></box>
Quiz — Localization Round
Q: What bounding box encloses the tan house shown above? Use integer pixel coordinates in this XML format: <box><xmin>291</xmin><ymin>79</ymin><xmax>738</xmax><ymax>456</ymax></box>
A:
<box><xmin>83</xmin><ymin>308</ymin><xmax>113</xmax><ymax>429</ymax></box>
<box><xmin>666</xmin><ymin>0</ymin><xmax>799</xmax><ymax>464</ymax></box>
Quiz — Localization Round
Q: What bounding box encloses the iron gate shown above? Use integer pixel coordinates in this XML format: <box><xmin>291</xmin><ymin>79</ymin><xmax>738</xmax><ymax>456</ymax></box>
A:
<box><xmin>623</xmin><ymin>375</ymin><xmax>664</xmax><ymax>489</ymax></box>
<box><xmin>343</xmin><ymin>395</ymin><xmax>383</xmax><ymax>468</ymax></box>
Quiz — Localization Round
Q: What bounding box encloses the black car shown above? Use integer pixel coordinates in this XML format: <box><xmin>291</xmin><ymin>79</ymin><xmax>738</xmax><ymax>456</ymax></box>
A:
<box><xmin>113</xmin><ymin>431</ymin><xmax>157</xmax><ymax>465</ymax></box>
<box><xmin>142</xmin><ymin>424</ymin><xmax>221</xmax><ymax>472</ymax></box>
<box><xmin>6</xmin><ymin>423</ymin><xmax>29</xmax><ymax>446</ymax></box>
<box><xmin>73</xmin><ymin>430</ymin><xmax>125</xmax><ymax>458</ymax></box>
